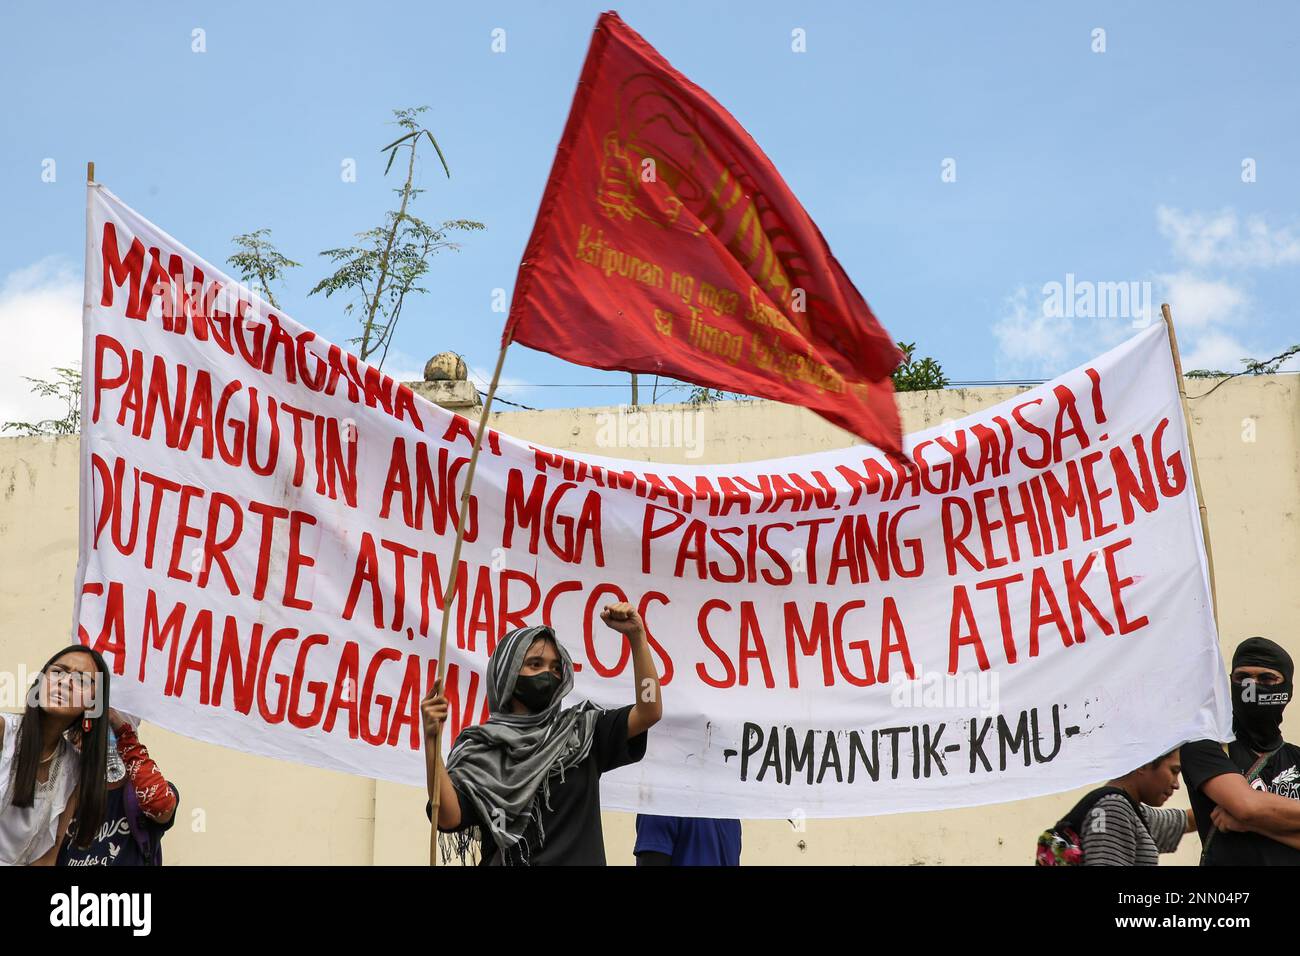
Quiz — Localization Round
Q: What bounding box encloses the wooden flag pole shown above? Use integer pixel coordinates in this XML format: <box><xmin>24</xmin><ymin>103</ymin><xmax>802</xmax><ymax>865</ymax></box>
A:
<box><xmin>87</xmin><ymin>162</ymin><xmax>95</xmax><ymax>183</ymax></box>
<box><xmin>428</xmin><ymin>332</ymin><xmax>513</xmax><ymax>865</ymax></box>
<box><xmin>1161</xmin><ymin>303</ymin><xmax>1218</xmax><ymax>625</ymax></box>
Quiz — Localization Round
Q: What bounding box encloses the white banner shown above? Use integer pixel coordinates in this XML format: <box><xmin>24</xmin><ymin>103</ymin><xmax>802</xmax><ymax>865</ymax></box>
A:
<box><xmin>74</xmin><ymin>186</ymin><xmax>1231</xmax><ymax>819</ymax></box>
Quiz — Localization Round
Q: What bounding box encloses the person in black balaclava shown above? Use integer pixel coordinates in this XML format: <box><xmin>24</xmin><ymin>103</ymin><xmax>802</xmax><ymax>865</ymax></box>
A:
<box><xmin>1181</xmin><ymin>636</ymin><xmax>1300</xmax><ymax>865</ymax></box>
<box><xmin>1229</xmin><ymin>637</ymin><xmax>1294</xmax><ymax>752</ymax></box>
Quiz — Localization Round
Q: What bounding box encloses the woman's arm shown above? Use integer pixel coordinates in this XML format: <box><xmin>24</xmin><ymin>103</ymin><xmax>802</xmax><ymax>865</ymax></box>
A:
<box><xmin>421</xmin><ymin>682</ymin><xmax>462</xmax><ymax>830</ymax></box>
<box><xmin>600</xmin><ymin>603</ymin><xmax>662</xmax><ymax>739</ymax></box>
<box><xmin>111</xmin><ymin>711</ymin><xmax>177</xmax><ymax>826</ymax></box>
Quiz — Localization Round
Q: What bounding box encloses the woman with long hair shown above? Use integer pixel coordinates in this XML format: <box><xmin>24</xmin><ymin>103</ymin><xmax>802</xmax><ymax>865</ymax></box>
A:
<box><xmin>0</xmin><ymin>644</ymin><xmax>111</xmax><ymax>865</ymax></box>
<box><xmin>422</xmin><ymin>601</ymin><xmax>662</xmax><ymax>865</ymax></box>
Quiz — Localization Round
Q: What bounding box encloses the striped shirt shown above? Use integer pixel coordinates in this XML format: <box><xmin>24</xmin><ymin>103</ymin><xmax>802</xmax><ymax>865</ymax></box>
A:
<box><xmin>1080</xmin><ymin>795</ymin><xmax>1186</xmax><ymax>866</ymax></box>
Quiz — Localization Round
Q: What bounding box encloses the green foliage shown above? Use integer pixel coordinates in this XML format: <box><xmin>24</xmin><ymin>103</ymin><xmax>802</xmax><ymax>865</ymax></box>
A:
<box><xmin>685</xmin><ymin>386</ymin><xmax>733</xmax><ymax>405</ymax></box>
<box><xmin>1186</xmin><ymin>344</ymin><xmax>1299</xmax><ymax>379</ymax></box>
<box><xmin>381</xmin><ymin>106</ymin><xmax>451</xmax><ymax>178</ymax></box>
<box><xmin>892</xmin><ymin>341</ymin><xmax>949</xmax><ymax>392</ymax></box>
<box><xmin>309</xmin><ymin>106</ymin><xmax>485</xmax><ymax>369</ymax></box>
<box><xmin>1186</xmin><ymin>343</ymin><xmax>1300</xmax><ymax>400</ymax></box>
<box><xmin>1</xmin><ymin>107</ymin><xmax>485</xmax><ymax>443</ymax></box>
<box><xmin>227</xmin><ymin>229</ymin><xmax>300</xmax><ymax>308</ymax></box>
<box><xmin>3</xmin><ymin>365</ymin><xmax>81</xmax><ymax>436</ymax></box>
<box><xmin>311</xmin><ymin>214</ymin><xmax>484</xmax><ymax>366</ymax></box>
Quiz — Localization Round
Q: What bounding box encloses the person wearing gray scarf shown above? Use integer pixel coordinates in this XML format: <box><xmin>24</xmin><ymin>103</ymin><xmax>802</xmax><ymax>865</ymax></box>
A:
<box><xmin>423</xmin><ymin>601</ymin><xmax>662</xmax><ymax>865</ymax></box>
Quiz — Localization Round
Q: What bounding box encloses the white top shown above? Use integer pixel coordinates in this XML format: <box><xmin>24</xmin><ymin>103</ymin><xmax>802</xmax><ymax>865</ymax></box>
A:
<box><xmin>0</xmin><ymin>714</ymin><xmax>78</xmax><ymax>865</ymax></box>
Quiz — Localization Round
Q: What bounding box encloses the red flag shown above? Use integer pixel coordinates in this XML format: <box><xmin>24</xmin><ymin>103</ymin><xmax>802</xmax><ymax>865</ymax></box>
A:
<box><xmin>506</xmin><ymin>11</ymin><xmax>904</xmax><ymax>455</ymax></box>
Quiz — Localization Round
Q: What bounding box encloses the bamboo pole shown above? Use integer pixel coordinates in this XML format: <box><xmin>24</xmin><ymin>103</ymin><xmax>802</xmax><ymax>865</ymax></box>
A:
<box><xmin>74</xmin><ymin>163</ymin><xmax>96</xmax><ymax>648</ymax></box>
<box><xmin>428</xmin><ymin>332</ymin><xmax>512</xmax><ymax>865</ymax></box>
<box><xmin>1161</xmin><ymin>303</ymin><xmax>1218</xmax><ymax>625</ymax></box>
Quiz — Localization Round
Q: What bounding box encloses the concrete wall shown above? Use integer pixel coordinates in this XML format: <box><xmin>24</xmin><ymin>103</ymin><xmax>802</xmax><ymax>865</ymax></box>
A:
<box><xmin>2</xmin><ymin>375</ymin><xmax>1296</xmax><ymax>865</ymax></box>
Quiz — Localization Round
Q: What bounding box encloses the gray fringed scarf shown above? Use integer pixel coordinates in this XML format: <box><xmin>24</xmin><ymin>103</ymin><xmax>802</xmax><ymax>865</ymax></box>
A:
<box><xmin>441</xmin><ymin>625</ymin><xmax>600</xmax><ymax>866</ymax></box>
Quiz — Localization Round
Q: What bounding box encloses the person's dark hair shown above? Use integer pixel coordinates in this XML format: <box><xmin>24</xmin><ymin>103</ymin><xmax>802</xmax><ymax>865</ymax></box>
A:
<box><xmin>1145</xmin><ymin>747</ymin><xmax>1179</xmax><ymax>770</ymax></box>
<box><xmin>524</xmin><ymin>633</ymin><xmax>559</xmax><ymax>655</ymax></box>
<box><xmin>12</xmin><ymin>645</ymin><xmax>110</xmax><ymax>849</ymax></box>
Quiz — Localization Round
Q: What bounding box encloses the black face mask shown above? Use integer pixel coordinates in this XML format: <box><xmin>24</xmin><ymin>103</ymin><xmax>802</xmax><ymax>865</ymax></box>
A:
<box><xmin>1232</xmin><ymin>677</ymin><xmax>1292</xmax><ymax>752</ymax></box>
<box><xmin>1231</xmin><ymin>636</ymin><xmax>1294</xmax><ymax>753</ymax></box>
<box><xmin>513</xmin><ymin>672</ymin><xmax>560</xmax><ymax>713</ymax></box>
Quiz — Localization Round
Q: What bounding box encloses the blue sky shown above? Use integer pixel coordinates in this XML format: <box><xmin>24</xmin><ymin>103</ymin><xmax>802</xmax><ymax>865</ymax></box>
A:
<box><xmin>2</xmin><ymin>0</ymin><xmax>1297</xmax><ymax>422</ymax></box>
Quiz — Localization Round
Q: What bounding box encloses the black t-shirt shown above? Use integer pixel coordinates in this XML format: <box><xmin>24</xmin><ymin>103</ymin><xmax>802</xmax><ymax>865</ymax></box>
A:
<box><xmin>427</xmin><ymin>704</ymin><xmax>647</xmax><ymax>866</ymax></box>
<box><xmin>56</xmin><ymin>783</ymin><xmax>178</xmax><ymax>867</ymax></box>
<box><xmin>1181</xmin><ymin>738</ymin><xmax>1300</xmax><ymax>866</ymax></box>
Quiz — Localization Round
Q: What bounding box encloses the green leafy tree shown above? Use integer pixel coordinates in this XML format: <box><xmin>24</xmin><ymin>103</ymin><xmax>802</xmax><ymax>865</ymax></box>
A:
<box><xmin>892</xmin><ymin>341</ymin><xmax>949</xmax><ymax>392</ymax></box>
<box><xmin>227</xmin><ymin>229</ymin><xmax>300</xmax><ymax>308</ymax></box>
<box><xmin>3</xmin><ymin>365</ymin><xmax>81</xmax><ymax>436</ymax></box>
<box><xmin>310</xmin><ymin>106</ymin><xmax>484</xmax><ymax>369</ymax></box>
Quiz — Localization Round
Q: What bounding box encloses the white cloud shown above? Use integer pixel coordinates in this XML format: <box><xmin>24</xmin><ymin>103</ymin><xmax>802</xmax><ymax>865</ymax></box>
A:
<box><xmin>994</xmin><ymin>205</ymin><xmax>1299</xmax><ymax>379</ymax></box>
<box><xmin>1179</xmin><ymin>329</ymin><xmax>1256</xmax><ymax>373</ymax></box>
<box><xmin>1152</xmin><ymin>209</ymin><xmax>1298</xmax><ymax>372</ymax></box>
<box><xmin>991</xmin><ymin>286</ymin><xmax>1071</xmax><ymax>377</ymax></box>
<box><xmin>1153</xmin><ymin>272</ymin><xmax>1248</xmax><ymax>330</ymax></box>
<box><xmin>0</xmin><ymin>257</ymin><xmax>82</xmax><ymax>430</ymax></box>
<box><xmin>991</xmin><ymin>285</ymin><xmax>1132</xmax><ymax>378</ymax></box>
<box><xmin>1156</xmin><ymin>206</ymin><xmax>1300</xmax><ymax>269</ymax></box>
